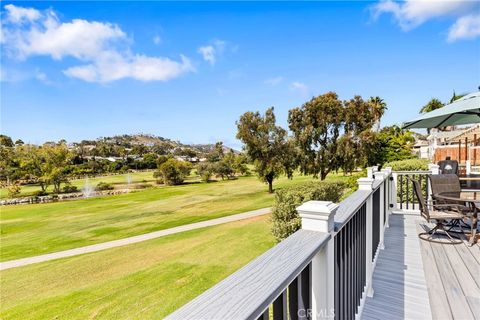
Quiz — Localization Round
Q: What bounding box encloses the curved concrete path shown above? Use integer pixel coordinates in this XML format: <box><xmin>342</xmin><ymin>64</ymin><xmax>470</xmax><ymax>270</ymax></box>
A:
<box><xmin>0</xmin><ymin>207</ymin><xmax>271</xmax><ymax>271</ymax></box>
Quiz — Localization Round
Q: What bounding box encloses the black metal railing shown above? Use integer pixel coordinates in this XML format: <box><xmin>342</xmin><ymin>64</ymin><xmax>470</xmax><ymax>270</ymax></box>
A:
<box><xmin>259</xmin><ymin>264</ymin><xmax>311</xmax><ymax>320</ymax></box>
<box><xmin>396</xmin><ymin>172</ymin><xmax>429</xmax><ymax>210</ymax></box>
<box><xmin>334</xmin><ymin>203</ymin><xmax>366</xmax><ymax>320</ymax></box>
<box><xmin>372</xmin><ymin>188</ymin><xmax>380</xmax><ymax>261</ymax></box>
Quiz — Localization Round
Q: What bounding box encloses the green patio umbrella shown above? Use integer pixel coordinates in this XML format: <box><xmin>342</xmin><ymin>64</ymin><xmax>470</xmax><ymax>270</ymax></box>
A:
<box><xmin>403</xmin><ymin>91</ymin><xmax>480</xmax><ymax>129</ymax></box>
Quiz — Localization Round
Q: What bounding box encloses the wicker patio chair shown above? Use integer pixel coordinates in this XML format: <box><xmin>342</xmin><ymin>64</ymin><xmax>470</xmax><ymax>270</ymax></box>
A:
<box><xmin>428</xmin><ymin>174</ymin><xmax>470</xmax><ymax>231</ymax></box>
<box><xmin>409</xmin><ymin>177</ymin><xmax>465</xmax><ymax>244</ymax></box>
<box><xmin>438</xmin><ymin>159</ymin><xmax>459</xmax><ymax>175</ymax></box>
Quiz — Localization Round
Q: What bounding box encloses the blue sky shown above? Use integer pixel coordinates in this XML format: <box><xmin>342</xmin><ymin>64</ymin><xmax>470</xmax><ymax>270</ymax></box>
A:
<box><xmin>1</xmin><ymin>1</ymin><xmax>479</xmax><ymax>148</ymax></box>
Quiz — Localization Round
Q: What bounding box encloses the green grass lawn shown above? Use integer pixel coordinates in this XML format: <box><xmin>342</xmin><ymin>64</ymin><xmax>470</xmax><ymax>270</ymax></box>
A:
<box><xmin>0</xmin><ymin>215</ymin><xmax>275</xmax><ymax>319</ymax></box>
<box><xmin>1</xmin><ymin>173</ymin><xmax>349</xmax><ymax>261</ymax></box>
<box><xmin>0</xmin><ymin>171</ymin><xmax>159</xmax><ymax>199</ymax></box>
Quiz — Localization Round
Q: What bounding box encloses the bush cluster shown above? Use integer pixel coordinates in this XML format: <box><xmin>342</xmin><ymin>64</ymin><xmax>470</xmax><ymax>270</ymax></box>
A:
<box><xmin>383</xmin><ymin>158</ymin><xmax>429</xmax><ymax>171</ymax></box>
<box><xmin>62</xmin><ymin>185</ymin><xmax>78</xmax><ymax>193</ymax></box>
<box><xmin>271</xmin><ymin>181</ymin><xmax>346</xmax><ymax>242</ymax></box>
<box><xmin>95</xmin><ymin>182</ymin><xmax>114</xmax><ymax>191</ymax></box>
<box><xmin>155</xmin><ymin>159</ymin><xmax>192</xmax><ymax>185</ymax></box>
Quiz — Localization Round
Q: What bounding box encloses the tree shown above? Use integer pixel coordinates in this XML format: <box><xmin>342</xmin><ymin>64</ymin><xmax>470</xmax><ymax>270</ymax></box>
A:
<box><xmin>288</xmin><ymin>92</ymin><xmax>344</xmax><ymax>180</ymax></box>
<box><xmin>420</xmin><ymin>98</ymin><xmax>444</xmax><ymax>114</ymax></box>
<box><xmin>196</xmin><ymin>162</ymin><xmax>214</xmax><ymax>182</ymax></box>
<box><xmin>450</xmin><ymin>91</ymin><xmax>466</xmax><ymax>103</ymax></box>
<box><xmin>368</xmin><ymin>96</ymin><xmax>387</xmax><ymax>132</ymax></box>
<box><xmin>156</xmin><ymin>159</ymin><xmax>192</xmax><ymax>185</ymax></box>
<box><xmin>206</xmin><ymin>142</ymin><xmax>224</xmax><ymax>162</ymax></box>
<box><xmin>141</xmin><ymin>152</ymin><xmax>158</xmax><ymax>169</ymax></box>
<box><xmin>42</xmin><ymin>142</ymin><xmax>71</xmax><ymax>193</ymax></box>
<box><xmin>237</xmin><ymin>107</ymin><xmax>295</xmax><ymax>193</ymax></box>
<box><xmin>0</xmin><ymin>135</ymin><xmax>14</xmax><ymax>147</ymax></box>
<box><xmin>18</xmin><ymin>144</ymin><xmax>49</xmax><ymax>192</ymax></box>
<box><xmin>374</xmin><ymin>125</ymin><xmax>416</xmax><ymax>164</ymax></box>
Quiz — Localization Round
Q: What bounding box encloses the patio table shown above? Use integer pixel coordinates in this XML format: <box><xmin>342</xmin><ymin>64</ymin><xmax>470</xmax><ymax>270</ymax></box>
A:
<box><xmin>435</xmin><ymin>191</ymin><xmax>479</xmax><ymax>246</ymax></box>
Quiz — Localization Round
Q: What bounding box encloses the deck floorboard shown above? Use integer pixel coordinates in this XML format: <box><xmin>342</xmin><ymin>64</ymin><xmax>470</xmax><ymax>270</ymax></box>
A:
<box><xmin>362</xmin><ymin>212</ymin><xmax>480</xmax><ymax>320</ymax></box>
<box><xmin>362</xmin><ymin>213</ymin><xmax>432</xmax><ymax>320</ymax></box>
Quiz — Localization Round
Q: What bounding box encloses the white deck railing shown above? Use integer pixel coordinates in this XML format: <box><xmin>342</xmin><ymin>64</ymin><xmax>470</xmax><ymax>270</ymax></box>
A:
<box><xmin>167</xmin><ymin>167</ymin><xmax>394</xmax><ymax>320</ymax></box>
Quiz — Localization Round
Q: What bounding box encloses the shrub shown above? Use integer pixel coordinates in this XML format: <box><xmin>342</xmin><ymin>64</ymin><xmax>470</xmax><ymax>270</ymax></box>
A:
<box><xmin>62</xmin><ymin>185</ymin><xmax>78</xmax><ymax>193</ymax></box>
<box><xmin>156</xmin><ymin>159</ymin><xmax>192</xmax><ymax>185</ymax></box>
<box><xmin>95</xmin><ymin>182</ymin><xmax>114</xmax><ymax>191</ymax></box>
<box><xmin>383</xmin><ymin>158</ymin><xmax>429</xmax><ymax>171</ymax></box>
<box><xmin>7</xmin><ymin>184</ymin><xmax>21</xmax><ymax>198</ymax></box>
<box><xmin>271</xmin><ymin>181</ymin><xmax>346</xmax><ymax>242</ymax></box>
<box><xmin>345</xmin><ymin>170</ymin><xmax>367</xmax><ymax>191</ymax></box>
<box><xmin>196</xmin><ymin>162</ymin><xmax>215</xmax><ymax>183</ymax></box>
<box><xmin>133</xmin><ymin>183</ymin><xmax>152</xmax><ymax>189</ymax></box>
<box><xmin>33</xmin><ymin>190</ymin><xmax>48</xmax><ymax>197</ymax></box>
<box><xmin>153</xmin><ymin>171</ymin><xmax>164</xmax><ymax>184</ymax></box>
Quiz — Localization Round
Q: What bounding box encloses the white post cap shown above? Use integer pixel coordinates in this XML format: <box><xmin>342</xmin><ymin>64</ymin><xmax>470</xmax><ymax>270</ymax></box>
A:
<box><xmin>382</xmin><ymin>166</ymin><xmax>392</xmax><ymax>173</ymax></box>
<box><xmin>358</xmin><ymin>177</ymin><xmax>374</xmax><ymax>190</ymax></box>
<box><xmin>428</xmin><ymin>163</ymin><xmax>440</xmax><ymax>174</ymax></box>
<box><xmin>367</xmin><ymin>167</ymin><xmax>374</xmax><ymax>178</ymax></box>
<box><xmin>297</xmin><ymin>200</ymin><xmax>338</xmax><ymax>233</ymax></box>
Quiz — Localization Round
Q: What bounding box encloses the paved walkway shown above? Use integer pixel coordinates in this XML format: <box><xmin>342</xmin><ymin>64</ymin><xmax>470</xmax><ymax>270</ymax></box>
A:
<box><xmin>0</xmin><ymin>208</ymin><xmax>271</xmax><ymax>271</ymax></box>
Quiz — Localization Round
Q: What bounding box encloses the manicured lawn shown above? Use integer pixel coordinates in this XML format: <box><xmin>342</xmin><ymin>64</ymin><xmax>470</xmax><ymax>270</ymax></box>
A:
<box><xmin>0</xmin><ymin>171</ymin><xmax>159</xmax><ymax>199</ymax></box>
<box><xmin>0</xmin><ymin>215</ymin><xmax>275</xmax><ymax>319</ymax></box>
<box><xmin>1</xmin><ymin>173</ymin><xmax>349</xmax><ymax>261</ymax></box>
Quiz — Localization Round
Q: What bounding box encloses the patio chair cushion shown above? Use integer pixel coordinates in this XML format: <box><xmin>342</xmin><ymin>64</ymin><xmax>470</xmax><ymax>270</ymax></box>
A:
<box><xmin>428</xmin><ymin>210</ymin><xmax>464</xmax><ymax>221</ymax></box>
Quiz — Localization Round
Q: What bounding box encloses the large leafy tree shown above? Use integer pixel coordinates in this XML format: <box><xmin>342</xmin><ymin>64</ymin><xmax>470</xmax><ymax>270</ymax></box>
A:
<box><xmin>237</xmin><ymin>107</ymin><xmax>295</xmax><ymax>193</ymax></box>
<box><xmin>42</xmin><ymin>142</ymin><xmax>72</xmax><ymax>193</ymax></box>
<box><xmin>341</xmin><ymin>96</ymin><xmax>377</xmax><ymax>172</ymax></box>
<box><xmin>288</xmin><ymin>92</ymin><xmax>344</xmax><ymax>180</ymax></box>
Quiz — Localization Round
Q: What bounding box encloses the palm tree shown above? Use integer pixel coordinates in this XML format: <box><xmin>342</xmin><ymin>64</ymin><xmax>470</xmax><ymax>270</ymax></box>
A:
<box><xmin>450</xmin><ymin>91</ymin><xmax>466</xmax><ymax>103</ymax></box>
<box><xmin>369</xmin><ymin>96</ymin><xmax>387</xmax><ymax>132</ymax></box>
<box><xmin>420</xmin><ymin>98</ymin><xmax>444</xmax><ymax>114</ymax></box>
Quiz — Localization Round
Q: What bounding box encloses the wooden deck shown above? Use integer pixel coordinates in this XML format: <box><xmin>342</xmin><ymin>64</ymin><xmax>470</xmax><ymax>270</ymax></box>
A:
<box><xmin>363</xmin><ymin>212</ymin><xmax>480</xmax><ymax>320</ymax></box>
<box><xmin>417</xmin><ymin>220</ymin><xmax>480</xmax><ymax>319</ymax></box>
<box><xmin>362</xmin><ymin>213</ymin><xmax>432</xmax><ymax>320</ymax></box>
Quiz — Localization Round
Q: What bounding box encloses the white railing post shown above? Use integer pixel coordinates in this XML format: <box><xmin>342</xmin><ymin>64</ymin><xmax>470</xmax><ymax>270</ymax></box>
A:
<box><xmin>466</xmin><ymin>160</ymin><xmax>471</xmax><ymax>175</ymax></box>
<box><xmin>375</xmin><ymin>172</ymin><xmax>387</xmax><ymax>250</ymax></box>
<box><xmin>383</xmin><ymin>167</ymin><xmax>392</xmax><ymax>227</ymax></box>
<box><xmin>297</xmin><ymin>201</ymin><xmax>337</xmax><ymax>320</ymax></box>
<box><xmin>358</xmin><ymin>177</ymin><xmax>374</xmax><ymax>298</ymax></box>
<box><xmin>391</xmin><ymin>171</ymin><xmax>398</xmax><ymax>213</ymax></box>
<box><xmin>427</xmin><ymin>164</ymin><xmax>439</xmax><ymax>202</ymax></box>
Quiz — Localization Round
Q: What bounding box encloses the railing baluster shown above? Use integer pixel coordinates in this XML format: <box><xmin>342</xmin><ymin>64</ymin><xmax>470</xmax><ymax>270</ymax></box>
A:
<box><xmin>347</xmin><ymin>220</ymin><xmax>352</xmax><ymax>320</ymax></box>
<box><xmin>289</xmin><ymin>278</ymin><xmax>299</xmax><ymax>320</ymax></box>
<box><xmin>273</xmin><ymin>290</ymin><xmax>287</xmax><ymax>320</ymax></box>
<box><xmin>334</xmin><ymin>235</ymin><xmax>339</xmax><ymax>320</ymax></box>
<box><xmin>406</xmin><ymin>175</ymin><xmax>409</xmax><ymax>209</ymax></box>
<box><xmin>257</xmin><ymin>308</ymin><xmax>269</xmax><ymax>320</ymax></box>
<box><xmin>400</xmin><ymin>175</ymin><xmax>403</xmax><ymax>209</ymax></box>
<box><xmin>299</xmin><ymin>264</ymin><xmax>310</xmax><ymax>320</ymax></box>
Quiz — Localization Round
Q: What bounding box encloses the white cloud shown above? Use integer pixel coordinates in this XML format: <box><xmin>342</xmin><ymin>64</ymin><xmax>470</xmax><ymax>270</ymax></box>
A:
<box><xmin>290</xmin><ymin>81</ymin><xmax>309</xmax><ymax>95</ymax></box>
<box><xmin>448</xmin><ymin>14</ymin><xmax>480</xmax><ymax>42</ymax></box>
<box><xmin>4</xmin><ymin>4</ymin><xmax>41</xmax><ymax>24</ymax></box>
<box><xmin>1</xmin><ymin>4</ymin><xmax>194</xmax><ymax>83</ymax></box>
<box><xmin>371</xmin><ymin>0</ymin><xmax>479</xmax><ymax>41</ymax></box>
<box><xmin>198</xmin><ymin>45</ymin><xmax>216</xmax><ymax>65</ymax></box>
<box><xmin>264</xmin><ymin>76</ymin><xmax>284</xmax><ymax>86</ymax></box>
<box><xmin>153</xmin><ymin>35</ymin><xmax>161</xmax><ymax>45</ymax></box>
<box><xmin>64</xmin><ymin>52</ymin><xmax>194</xmax><ymax>82</ymax></box>
<box><xmin>197</xmin><ymin>39</ymin><xmax>232</xmax><ymax>65</ymax></box>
